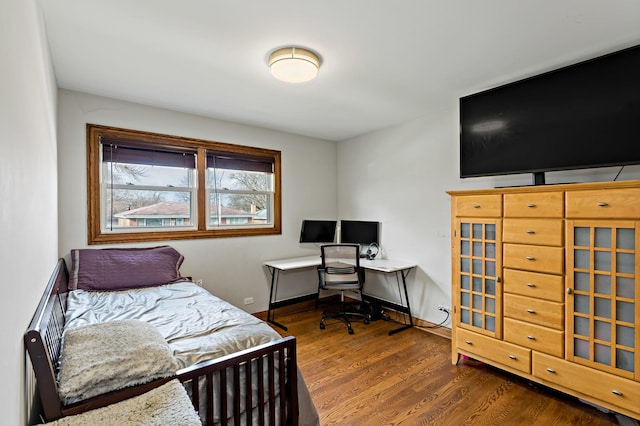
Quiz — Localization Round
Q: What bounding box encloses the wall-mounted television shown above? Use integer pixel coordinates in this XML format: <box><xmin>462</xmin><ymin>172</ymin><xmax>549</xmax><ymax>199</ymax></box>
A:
<box><xmin>299</xmin><ymin>220</ymin><xmax>337</xmax><ymax>243</ymax></box>
<box><xmin>460</xmin><ymin>44</ymin><xmax>640</xmax><ymax>185</ymax></box>
<box><xmin>340</xmin><ymin>220</ymin><xmax>379</xmax><ymax>245</ymax></box>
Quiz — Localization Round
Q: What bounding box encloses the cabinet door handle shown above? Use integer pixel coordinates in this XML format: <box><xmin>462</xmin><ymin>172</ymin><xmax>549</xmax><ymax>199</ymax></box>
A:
<box><xmin>473</xmin><ymin>204</ymin><xmax>481</xmax><ymax>209</ymax></box>
<box><xmin>526</xmin><ymin>283</ymin><xmax>536</xmax><ymax>288</ymax></box>
<box><xmin>527</xmin><ymin>335</ymin><xmax>536</xmax><ymax>340</ymax></box>
<box><xmin>527</xmin><ymin>203</ymin><xmax>536</xmax><ymax>208</ymax></box>
<box><xmin>527</xmin><ymin>309</ymin><xmax>536</xmax><ymax>314</ymax></box>
<box><xmin>597</xmin><ymin>202</ymin><xmax>609</xmax><ymax>207</ymax></box>
<box><xmin>526</xmin><ymin>256</ymin><xmax>536</xmax><ymax>261</ymax></box>
<box><xmin>546</xmin><ymin>368</ymin><xmax>556</xmax><ymax>374</ymax></box>
<box><xmin>465</xmin><ymin>340</ymin><xmax>473</xmax><ymax>345</ymax></box>
<box><xmin>611</xmin><ymin>390</ymin><xmax>623</xmax><ymax>396</ymax></box>
<box><xmin>508</xmin><ymin>355</ymin><xmax>517</xmax><ymax>360</ymax></box>
<box><xmin>566</xmin><ymin>288</ymin><xmax>572</xmax><ymax>295</ymax></box>
<box><xmin>526</xmin><ymin>229</ymin><xmax>536</xmax><ymax>234</ymax></box>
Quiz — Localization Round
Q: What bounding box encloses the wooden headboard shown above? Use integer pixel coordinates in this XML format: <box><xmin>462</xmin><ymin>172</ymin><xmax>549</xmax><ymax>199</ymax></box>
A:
<box><xmin>24</xmin><ymin>258</ymin><xmax>69</xmax><ymax>422</ymax></box>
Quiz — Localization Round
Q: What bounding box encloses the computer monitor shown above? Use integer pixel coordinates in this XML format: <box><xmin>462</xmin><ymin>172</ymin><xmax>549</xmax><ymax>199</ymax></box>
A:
<box><xmin>299</xmin><ymin>220</ymin><xmax>337</xmax><ymax>243</ymax></box>
<box><xmin>340</xmin><ymin>220</ymin><xmax>380</xmax><ymax>245</ymax></box>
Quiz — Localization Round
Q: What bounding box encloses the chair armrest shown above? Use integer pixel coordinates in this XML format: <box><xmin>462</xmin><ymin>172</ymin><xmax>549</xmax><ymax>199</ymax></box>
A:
<box><xmin>317</xmin><ymin>267</ymin><xmax>326</xmax><ymax>287</ymax></box>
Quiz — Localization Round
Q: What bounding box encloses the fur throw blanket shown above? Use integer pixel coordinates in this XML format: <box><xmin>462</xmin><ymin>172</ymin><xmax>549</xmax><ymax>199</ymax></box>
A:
<box><xmin>58</xmin><ymin>319</ymin><xmax>179</xmax><ymax>405</ymax></box>
<box><xmin>48</xmin><ymin>379</ymin><xmax>201</xmax><ymax>426</ymax></box>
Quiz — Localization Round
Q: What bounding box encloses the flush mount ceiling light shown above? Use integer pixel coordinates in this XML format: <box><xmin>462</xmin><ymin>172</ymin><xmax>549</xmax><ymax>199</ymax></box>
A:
<box><xmin>268</xmin><ymin>47</ymin><xmax>320</xmax><ymax>83</ymax></box>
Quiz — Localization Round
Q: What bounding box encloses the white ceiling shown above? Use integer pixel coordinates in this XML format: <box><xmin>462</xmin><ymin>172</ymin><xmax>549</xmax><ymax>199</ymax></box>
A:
<box><xmin>38</xmin><ymin>0</ymin><xmax>640</xmax><ymax>142</ymax></box>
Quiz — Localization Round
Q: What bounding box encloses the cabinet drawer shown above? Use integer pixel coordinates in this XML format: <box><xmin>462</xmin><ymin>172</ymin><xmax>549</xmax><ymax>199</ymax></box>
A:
<box><xmin>503</xmin><ymin>244</ymin><xmax>564</xmax><ymax>274</ymax></box>
<box><xmin>504</xmin><ymin>192</ymin><xmax>564</xmax><ymax>218</ymax></box>
<box><xmin>566</xmin><ymin>188</ymin><xmax>640</xmax><ymax>219</ymax></box>
<box><xmin>504</xmin><ymin>293</ymin><xmax>564</xmax><ymax>329</ymax></box>
<box><xmin>455</xmin><ymin>195</ymin><xmax>502</xmax><ymax>218</ymax></box>
<box><xmin>456</xmin><ymin>328</ymin><xmax>531</xmax><ymax>374</ymax></box>
<box><xmin>504</xmin><ymin>318</ymin><xmax>564</xmax><ymax>357</ymax></box>
<box><xmin>533</xmin><ymin>352</ymin><xmax>640</xmax><ymax>415</ymax></box>
<box><xmin>503</xmin><ymin>269</ymin><xmax>564</xmax><ymax>302</ymax></box>
<box><xmin>503</xmin><ymin>219</ymin><xmax>563</xmax><ymax>246</ymax></box>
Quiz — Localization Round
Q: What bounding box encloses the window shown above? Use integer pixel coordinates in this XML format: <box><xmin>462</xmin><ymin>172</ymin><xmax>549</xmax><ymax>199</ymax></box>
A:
<box><xmin>206</xmin><ymin>151</ymin><xmax>275</xmax><ymax>229</ymax></box>
<box><xmin>87</xmin><ymin>124</ymin><xmax>281</xmax><ymax>244</ymax></box>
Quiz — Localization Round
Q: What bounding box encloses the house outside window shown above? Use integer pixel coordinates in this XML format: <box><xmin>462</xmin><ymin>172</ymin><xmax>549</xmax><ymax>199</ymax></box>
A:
<box><xmin>87</xmin><ymin>124</ymin><xmax>281</xmax><ymax>244</ymax></box>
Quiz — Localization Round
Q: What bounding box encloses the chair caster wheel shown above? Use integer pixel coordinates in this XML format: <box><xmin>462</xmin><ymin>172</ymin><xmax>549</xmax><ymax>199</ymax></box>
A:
<box><xmin>364</xmin><ymin>319</ymin><xmax>370</xmax><ymax>325</ymax></box>
<box><xmin>319</xmin><ymin>323</ymin><xmax>325</xmax><ymax>330</ymax></box>
<box><xmin>348</xmin><ymin>328</ymin><xmax>354</xmax><ymax>335</ymax></box>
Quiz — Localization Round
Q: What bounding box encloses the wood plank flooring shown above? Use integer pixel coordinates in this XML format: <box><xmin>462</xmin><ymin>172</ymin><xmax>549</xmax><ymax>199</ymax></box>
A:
<box><xmin>264</xmin><ymin>306</ymin><xmax>632</xmax><ymax>426</ymax></box>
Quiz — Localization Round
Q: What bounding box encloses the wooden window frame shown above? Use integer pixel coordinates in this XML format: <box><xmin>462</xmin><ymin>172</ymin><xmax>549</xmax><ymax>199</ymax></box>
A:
<box><xmin>87</xmin><ymin>124</ymin><xmax>281</xmax><ymax>245</ymax></box>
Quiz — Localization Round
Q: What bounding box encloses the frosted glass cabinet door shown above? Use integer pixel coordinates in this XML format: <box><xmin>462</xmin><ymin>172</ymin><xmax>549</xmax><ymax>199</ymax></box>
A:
<box><xmin>566</xmin><ymin>220</ymin><xmax>639</xmax><ymax>380</ymax></box>
<box><xmin>455</xmin><ymin>218</ymin><xmax>502</xmax><ymax>339</ymax></box>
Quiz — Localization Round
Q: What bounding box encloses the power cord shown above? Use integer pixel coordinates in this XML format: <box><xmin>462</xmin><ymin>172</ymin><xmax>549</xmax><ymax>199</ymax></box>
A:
<box><xmin>613</xmin><ymin>165</ymin><xmax>624</xmax><ymax>181</ymax></box>
<box><xmin>419</xmin><ymin>310</ymin><xmax>450</xmax><ymax>329</ymax></box>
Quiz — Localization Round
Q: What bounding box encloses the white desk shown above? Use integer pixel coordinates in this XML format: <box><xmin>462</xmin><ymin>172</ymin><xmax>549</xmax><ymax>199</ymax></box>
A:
<box><xmin>263</xmin><ymin>255</ymin><xmax>417</xmax><ymax>335</ymax></box>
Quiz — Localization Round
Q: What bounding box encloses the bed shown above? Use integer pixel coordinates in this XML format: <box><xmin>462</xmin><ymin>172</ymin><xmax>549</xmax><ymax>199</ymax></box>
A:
<box><xmin>24</xmin><ymin>246</ymin><xmax>319</xmax><ymax>425</ymax></box>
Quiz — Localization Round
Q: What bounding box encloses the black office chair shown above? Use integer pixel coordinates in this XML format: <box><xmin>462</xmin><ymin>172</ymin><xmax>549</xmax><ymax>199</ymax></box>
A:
<box><xmin>318</xmin><ymin>244</ymin><xmax>370</xmax><ymax>334</ymax></box>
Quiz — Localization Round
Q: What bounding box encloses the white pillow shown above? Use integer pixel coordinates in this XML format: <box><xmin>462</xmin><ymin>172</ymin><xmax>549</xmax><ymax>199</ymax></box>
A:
<box><xmin>58</xmin><ymin>320</ymin><xmax>179</xmax><ymax>405</ymax></box>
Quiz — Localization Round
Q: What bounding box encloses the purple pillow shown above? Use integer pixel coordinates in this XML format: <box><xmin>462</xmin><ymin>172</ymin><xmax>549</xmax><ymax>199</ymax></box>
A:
<box><xmin>69</xmin><ymin>246</ymin><xmax>186</xmax><ymax>291</ymax></box>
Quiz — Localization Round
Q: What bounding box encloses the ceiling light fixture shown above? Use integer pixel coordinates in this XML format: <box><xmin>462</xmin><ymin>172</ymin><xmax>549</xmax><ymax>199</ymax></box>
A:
<box><xmin>268</xmin><ymin>47</ymin><xmax>320</xmax><ymax>83</ymax></box>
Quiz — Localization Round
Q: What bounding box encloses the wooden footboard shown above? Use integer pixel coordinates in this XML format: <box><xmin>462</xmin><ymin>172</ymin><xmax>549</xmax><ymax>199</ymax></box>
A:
<box><xmin>24</xmin><ymin>258</ymin><xmax>300</xmax><ymax>425</ymax></box>
<box><xmin>178</xmin><ymin>336</ymin><xmax>298</xmax><ymax>426</ymax></box>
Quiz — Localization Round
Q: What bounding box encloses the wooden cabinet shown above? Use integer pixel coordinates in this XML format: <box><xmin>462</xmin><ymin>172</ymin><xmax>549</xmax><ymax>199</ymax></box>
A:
<box><xmin>448</xmin><ymin>180</ymin><xmax>640</xmax><ymax>420</ymax></box>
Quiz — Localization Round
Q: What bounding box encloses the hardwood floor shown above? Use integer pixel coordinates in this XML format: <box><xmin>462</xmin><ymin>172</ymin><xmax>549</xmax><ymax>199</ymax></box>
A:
<box><xmin>265</xmin><ymin>306</ymin><xmax>631</xmax><ymax>426</ymax></box>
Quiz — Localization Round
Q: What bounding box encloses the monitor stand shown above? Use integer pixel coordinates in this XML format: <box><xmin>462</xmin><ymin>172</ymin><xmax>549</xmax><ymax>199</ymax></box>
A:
<box><xmin>532</xmin><ymin>172</ymin><xmax>546</xmax><ymax>185</ymax></box>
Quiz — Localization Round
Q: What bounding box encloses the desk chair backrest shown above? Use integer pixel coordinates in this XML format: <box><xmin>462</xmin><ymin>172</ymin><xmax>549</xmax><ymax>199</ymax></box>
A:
<box><xmin>319</xmin><ymin>244</ymin><xmax>362</xmax><ymax>286</ymax></box>
<box><xmin>318</xmin><ymin>244</ymin><xmax>369</xmax><ymax>334</ymax></box>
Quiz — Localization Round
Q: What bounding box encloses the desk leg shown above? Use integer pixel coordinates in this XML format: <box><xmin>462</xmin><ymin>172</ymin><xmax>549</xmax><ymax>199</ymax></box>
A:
<box><xmin>388</xmin><ymin>268</ymin><xmax>414</xmax><ymax>336</ymax></box>
<box><xmin>267</xmin><ymin>267</ymin><xmax>288</xmax><ymax>331</ymax></box>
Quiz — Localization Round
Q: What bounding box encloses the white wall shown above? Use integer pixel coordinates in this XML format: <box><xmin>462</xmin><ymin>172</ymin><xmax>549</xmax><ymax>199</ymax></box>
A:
<box><xmin>337</xmin><ymin>106</ymin><xmax>459</xmax><ymax>326</ymax></box>
<box><xmin>57</xmin><ymin>90</ymin><xmax>337</xmax><ymax>311</ymax></box>
<box><xmin>1</xmin><ymin>0</ymin><xmax>58</xmax><ymax>425</ymax></box>
<box><xmin>337</xmin><ymin>102</ymin><xmax>640</xmax><ymax>327</ymax></box>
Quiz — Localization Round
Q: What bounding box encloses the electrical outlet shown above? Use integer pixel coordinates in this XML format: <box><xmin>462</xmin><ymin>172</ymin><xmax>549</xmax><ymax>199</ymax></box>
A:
<box><xmin>244</xmin><ymin>297</ymin><xmax>254</xmax><ymax>305</ymax></box>
<box><xmin>437</xmin><ymin>305</ymin><xmax>451</xmax><ymax>313</ymax></box>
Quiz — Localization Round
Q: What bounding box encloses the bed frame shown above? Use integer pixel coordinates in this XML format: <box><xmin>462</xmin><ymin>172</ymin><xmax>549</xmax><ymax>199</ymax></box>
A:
<box><xmin>24</xmin><ymin>258</ymin><xmax>299</xmax><ymax>425</ymax></box>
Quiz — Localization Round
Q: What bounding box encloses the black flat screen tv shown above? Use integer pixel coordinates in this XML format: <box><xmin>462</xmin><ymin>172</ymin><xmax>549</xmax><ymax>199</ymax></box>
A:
<box><xmin>299</xmin><ymin>220</ymin><xmax>337</xmax><ymax>243</ymax></box>
<box><xmin>340</xmin><ymin>220</ymin><xmax>379</xmax><ymax>245</ymax></box>
<box><xmin>460</xmin><ymin>44</ymin><xmax>640</xmax><ymax>184</ymax></box>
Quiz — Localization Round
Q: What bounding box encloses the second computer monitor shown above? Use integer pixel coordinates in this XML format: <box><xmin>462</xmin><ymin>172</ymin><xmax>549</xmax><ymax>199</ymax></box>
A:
<box><xmin>340</xmin><ymin>220</ymin><xmax>379</xmax><ymax>246</ymax></box>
